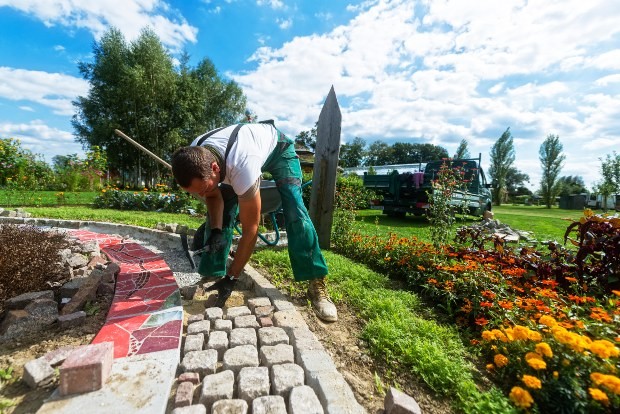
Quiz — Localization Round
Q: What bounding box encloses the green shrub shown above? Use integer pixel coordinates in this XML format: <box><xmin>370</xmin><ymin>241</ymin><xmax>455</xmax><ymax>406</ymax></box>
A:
<box><xmin>300</xmin><ymin>172</ymin><xmax>376</xmax><ymax>210</ymax></box>
<box><xmin>93</xmin><ymin>188</ymin><xmax>193</xmax><ymax>213</ymax></box>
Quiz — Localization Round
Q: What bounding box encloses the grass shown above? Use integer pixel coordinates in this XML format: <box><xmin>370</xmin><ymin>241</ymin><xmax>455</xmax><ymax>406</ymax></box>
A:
<box><xmin>354</xmin><ymin>205</ymin><xmax>591</xmax><ymax>244</ymax></box>
<box><xmin>0</xmin><ymin>190</ymin><xmax>98</xmax><ymax>207</ymax></box>
<box><xmin>22</xmin><ymin>206</ymin><xmax>204</xmax><ymax>229</ymax></box>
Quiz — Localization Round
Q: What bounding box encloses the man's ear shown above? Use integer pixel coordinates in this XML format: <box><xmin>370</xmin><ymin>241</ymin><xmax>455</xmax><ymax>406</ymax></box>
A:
<box><xmin>211</xmin><ymin>162</ymin><xmax>220</xmax><ymax>174</ymax></box>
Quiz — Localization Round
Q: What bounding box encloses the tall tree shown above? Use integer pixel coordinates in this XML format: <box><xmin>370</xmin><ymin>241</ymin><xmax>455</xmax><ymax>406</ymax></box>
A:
<box><xmin>339</xmin><ymin>137</ymin><xmax>366</xmax><ymax>168</ymax></box>
<box><xmin>596</xmin><ymin>151</ymin><xmax>620</xmax><ymax>210</ymax></box>
<box><xmin>558</xmin><ymin>175</ymin><xmax>587</xmax><ymax>196</ymax></box>
<box><xmin>295</xmin><ymin>123</ymin><xmax>317</xmax><ymax>151</ymax></box>
<box><xmin>72</xmin><ymin>27</ymin><xmax>245</xmax><ymax>187</ymax></box>
<box><xmin>505</xmin><ymin>167</ymin><xmax>530</xmax><ymax>196</ymax></box>
<box><xmin>454</xmin><ymin>139</ymin><xmax>470</xmax><ymax>159</ymax></box>
<box><xmin>364</xmin><ymin>141</ymin><xmax>392</xmax><ymax>166</ymax></box>
<box><xmin>489</xmin><ymin>128</ymin><xmax>515</xmax><ymax>206</ymax></box>
<box><xmin>539</xmin><ymin>134</ymin><xmax>565</xmax><ymax>208</ymax></box>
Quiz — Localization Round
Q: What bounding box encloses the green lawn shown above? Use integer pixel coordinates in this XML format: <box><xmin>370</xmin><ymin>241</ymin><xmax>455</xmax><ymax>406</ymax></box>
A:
<box><xmin>22</xmin><ymin>206</ymin><xmax>204</xmax><ymax>229</ymax></box>
<box><xmin>0</xmin><ymin>190</ymin><xmax>98</xmax><ymax>207</ymax></box>
<box><xmin>353</xmin><ymin>205</ymin><xmax>587</xmax><ymax>243</ymax></box>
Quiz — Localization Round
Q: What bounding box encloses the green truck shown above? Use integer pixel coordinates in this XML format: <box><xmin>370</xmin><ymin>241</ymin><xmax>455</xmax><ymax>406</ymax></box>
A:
<box><xmin>362</xmin><ymin>155</ymin><xmax>493</xmax><ymax>218</ymax></box>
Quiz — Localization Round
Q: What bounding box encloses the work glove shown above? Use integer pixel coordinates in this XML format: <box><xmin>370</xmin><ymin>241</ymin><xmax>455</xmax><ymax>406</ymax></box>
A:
<box><xmin>205</xmin><ymin>276</ymin><xmax>237</xmax><ymax>308</ymax></box>
<box><xmin>206</xmin><ymin>228</ymin><xmax>227</xmax><ymax>253</ymax></box>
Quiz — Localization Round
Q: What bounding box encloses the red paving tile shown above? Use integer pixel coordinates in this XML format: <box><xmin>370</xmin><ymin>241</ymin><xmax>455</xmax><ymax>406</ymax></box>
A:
<box><xmin>93</xmin><ymin>310</ymin><xmax>183</xmax><ymax>358</ymax></box>
<box><xmin>108</xmin><ymin>284</ymin><xmax>181</xmax><ymax>319</ymax></box>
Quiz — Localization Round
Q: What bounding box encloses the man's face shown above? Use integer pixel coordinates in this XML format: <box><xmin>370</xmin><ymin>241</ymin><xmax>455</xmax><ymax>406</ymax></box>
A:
<box><xmin>183</xmin><ymin>163</ymin><xmax>220</xmax><ymax>199</ymax></box>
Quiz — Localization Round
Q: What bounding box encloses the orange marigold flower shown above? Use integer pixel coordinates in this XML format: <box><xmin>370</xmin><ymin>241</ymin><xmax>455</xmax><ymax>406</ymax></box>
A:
<box><xmin>494</xmin><ymin>354</ymin><xmax>509</xmax><ymax>368</ymax></box>
<box><xmin>486</xmin><ymin>363</ymin><xmax>494</xmax><ymax>371</ymax></box>
<box><xmin>480</xmin><ymin>301</ymin><xmax>494</xmax><ymax>308</ymax></box>
<box><xmin>590</xmin><ymin>340</ymin><xmax>620</xmax><ymax>359</ymax></box>
<box><xmin>512</xmin><ymin>325</ymin><xmax>531</xmax><ymax>341</ymax></box>
<box><xmin>527</xmin><ymin>357</ymin><xmax>547</xmax><ymax>370</ymax></box>
<box><xmin>521</xmin><ymin>375</ymin><xmax>542</xmax><ymax>389</ymax></box>
<box><xmin>481</xmin><ymin>290</ymin><xmax>496</xmax><ymax>299</ymax></box>
<box><xmin>481</xmin><ymin>331</ymin><xmax>495</xmax><ymax>341</ymax></box>
<box><xmin>539</xmin><ymin>315</ymin><xmax>557</xmax><ymax>327</ymax></box>
<box><xmin>565</xmin><ymin>276</ymin><xmax>578</xmax><ymax>282</ymax></box>
<box><xmin>498</xmin><ymin>300</ymin><xmax>514</xmax><ymax>310</ymax></box>
<box><xmin>612</xmin><ymin>290</ymin><xmax>620</xmax><ymax>297</ymax></box>
<box><xmin>535</xmin><ymin>342</ymin><xmax>553</xmax><ymax>359</ymax></box>
<box><xmin>589</xmin><ymin>388</ymin><xmax>609</xmax><ymax>405</ymax></box>
<box><xmin>509</xmin><ymin>386</ymin><xmax>534</xmax><ymax>409</ymax></box>
<box><xmin>475</xmin><ymin>317</ymin><xmax>489</xmax><ymax>326</ymax></box>
<box><xmin>528</xmin><ymin>330</ymin><xmax>542</xmax><ymax>342</ymax></box>
<box><xmin>553</xmin><ymin>371</ymin><xmax>559</xmax><ymax>379</ymax></box>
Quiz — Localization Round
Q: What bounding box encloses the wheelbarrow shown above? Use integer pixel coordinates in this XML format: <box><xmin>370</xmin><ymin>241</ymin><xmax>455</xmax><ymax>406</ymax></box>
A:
<box><xmin>235</xmin><ymin>179</ymin><xmax>312</xmax><ymax>247</ymax></box>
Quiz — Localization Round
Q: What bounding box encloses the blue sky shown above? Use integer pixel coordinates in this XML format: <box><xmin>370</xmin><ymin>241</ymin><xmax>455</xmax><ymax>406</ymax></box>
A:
<box><xmin>1</xmin><ymin>0</ymin><xmax>619</xmax><ymax>191</ymax></box>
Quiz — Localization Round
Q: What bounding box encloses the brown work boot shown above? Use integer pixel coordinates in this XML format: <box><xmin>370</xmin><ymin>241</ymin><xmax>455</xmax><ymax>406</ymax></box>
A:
<box><xmin>307</xmin><ymin>278</ymin><xmax>338</xmax><ymax>322</ymax></box>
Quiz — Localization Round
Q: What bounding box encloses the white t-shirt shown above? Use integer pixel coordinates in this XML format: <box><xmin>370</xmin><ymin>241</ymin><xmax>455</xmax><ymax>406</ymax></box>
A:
<box><xmin>190</xmin><ymin>124</ymin><xmax>278</xmax><ymax>195</ymax></box>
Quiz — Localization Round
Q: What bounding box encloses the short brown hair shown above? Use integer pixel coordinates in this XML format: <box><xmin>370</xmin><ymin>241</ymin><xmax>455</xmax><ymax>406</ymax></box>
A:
<box><xmin>171</xmin><ymin>146</ymin><xmax>215</xmax><ymax>187</ymax></box>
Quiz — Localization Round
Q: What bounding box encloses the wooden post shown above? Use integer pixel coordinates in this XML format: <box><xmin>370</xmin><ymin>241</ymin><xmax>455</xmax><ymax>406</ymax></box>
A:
<box><xmin>309</xmin><ymin>86</ymin><xmax>342</xmax><ymax>249</ymax></box>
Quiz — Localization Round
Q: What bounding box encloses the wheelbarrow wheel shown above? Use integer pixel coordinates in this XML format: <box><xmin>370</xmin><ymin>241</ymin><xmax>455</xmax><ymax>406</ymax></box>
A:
<box><xmin>193</xmin><ymin>222</ymin><xmax>207</xmax><ymax>251</ymax></box>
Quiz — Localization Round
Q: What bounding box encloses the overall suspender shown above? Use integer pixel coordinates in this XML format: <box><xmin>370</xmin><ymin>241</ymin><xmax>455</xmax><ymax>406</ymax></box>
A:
<box><xmin>195</xmin><ymin>124</ymin><xmax>244</xmax><ymax>183</ymax></box>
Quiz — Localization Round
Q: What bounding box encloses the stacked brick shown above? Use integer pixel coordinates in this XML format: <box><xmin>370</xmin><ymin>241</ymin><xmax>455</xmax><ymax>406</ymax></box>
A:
<box><xmin>174</xmin><ymin>297</ymin><xmax>365</xmax><ymax>414</ymax></box>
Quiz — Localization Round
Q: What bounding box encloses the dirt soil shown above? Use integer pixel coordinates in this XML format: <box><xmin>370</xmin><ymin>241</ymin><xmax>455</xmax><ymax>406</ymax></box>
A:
<box><xmin>0</xmin><ymin>294</ymin><xmax>112</xmax><ymax>414</ymax></box>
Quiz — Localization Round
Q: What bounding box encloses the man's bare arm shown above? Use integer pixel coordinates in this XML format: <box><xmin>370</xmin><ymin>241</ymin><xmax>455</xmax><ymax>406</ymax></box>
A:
<box><xmin>204</xmin><ymin>188</ymin><xmax>224</xmax><ymax>229</ymax></box>
<box><xmin>227</xmin><ymin>191</ymin><xmax>261</xmax><ymax>277</ymax></box>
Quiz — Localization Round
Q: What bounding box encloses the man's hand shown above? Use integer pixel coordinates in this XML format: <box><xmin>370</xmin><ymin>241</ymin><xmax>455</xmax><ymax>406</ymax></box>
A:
<box><xmin>205</xmin><ymin>276</ymin><xmax>237</xmax><ymax>307</ymax></box>
<box><xmin>206</xmin><ymin>228</ymin><xmax>227</xmax><ymax>253</ymax></box>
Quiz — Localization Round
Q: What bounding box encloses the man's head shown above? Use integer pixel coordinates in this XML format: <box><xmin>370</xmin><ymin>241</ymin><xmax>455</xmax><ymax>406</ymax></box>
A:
<box><xmin>171</xmin><ymin>146</ymin><xmax>220</xmax><ymax>197</ymax></box>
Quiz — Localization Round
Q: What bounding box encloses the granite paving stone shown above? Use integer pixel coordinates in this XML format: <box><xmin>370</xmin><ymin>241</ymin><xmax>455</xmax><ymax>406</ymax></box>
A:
<box><xmin>204</xmin><ymin>307</ymin><xmax>223</xmax><ymax>321</ymax></box>
<box><xmin>246</xmin><ymin>297</ymin><xmax>271</xmax><ymax>312</ymax></box>
<box><xmin>175</xmin><ymin>381</ymin><xmax>195</xmax><ymax>408</ymax></box>
<box><xmin>211</xmin><ymin>399</ymin><xmax>248</xmax><ymax>414</ymax></box>
<box><xmin>187</xmin><ymin>320</ymin><xmax>210</xmax><ymax>336</ymax></box>
<box><xmin>237</xmin><ymin>366</ymin><xmax>270</xmax><ymax>403</ymax></box>
<box><xmin>180</xmin><ymin>349</ymin><xmax>218</xmax><ymax>379</ymax></box>
<box><xmin>254</xmin><ymin>305</ymin><xmax>274</xmax><ymax>318</ymax></box>
<box><xmin>213</xmin><ymin>319</ymin><xmax>232</xmax><ymax>334</ymax></box>
<box><xmin>206</xmin><ymin>330</ymin><xmax>229</xmax><ymax>360</ymax></box>
<box><xmin>222</xmin><ymin>345</ymin><xmax>259</xmax><ymax>375</ymax></box>
<box><xmin>229</xmin><ymin>328</ymin><xmax>257</xmax><ymax>347</ymax></box>
<box><xmin>272</xmin><ymin>310</ymin><xmax>307</xmax><ymax>333</ymax></box>
<box><xmin>234</xmin><ymin>315</ymin><xmax>259</xmax><ymax>329</ymax></box>
<box><xmin>171</xmin><ymin>405</ymin><xmax>207</xmax><ymax>414</ymax></box>
<box><xmin>259</xmin><ymin>344</ymin><xmax>294</xmax><ymax>368</ymax></box>
<box><xmin>183</xmin><ymin>334</ymin><xmax>205</xmax><ymax>354</ymax></box>
<box><xmin>271</xmin><ymin>363</ymin><xmax>304</xmax><ymax>398</ymax></box>
<box><xmin>252</xmin><ymin>395</ymin><xmax>287</xmax><ymax>414</ymax></box>
<box><xmin>258</xmin><ymin>327</ymin><xmax>289</xmax><ymax>347</ymax></box>
<box><xmin>199</xmin><ymin>370</ymin><xmax>235</xmax><ymax>410</ymax></box>
<box><xmin>225</xmin><ymin>306</ymin><xmax>251</xmax><ymax>320</ymax></box>
<box><xmin>288</xmin><ymin>385</ymin><xmax>324</xmax><ymax>414</ymax></box>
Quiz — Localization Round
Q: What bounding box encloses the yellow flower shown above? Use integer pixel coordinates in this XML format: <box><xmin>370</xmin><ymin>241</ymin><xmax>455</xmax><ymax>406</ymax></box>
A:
<box><xmin>513</xmin><ymin>325</ymin><xmax>531</xmax><ymax>341</ymax></box>
<box><xmin>535</xmin><ymin>342</ymin><xmax>553</xmax><ymax>359</ymax></box>
<box><xmin>590</xmin><ymin>340</ymin><xmax>619</xmax><ymax>359</ymax></box>
<box><xmin>528</xmin><ymin>330</ymin><xmax>542</xmax><ymax>342</ymax></box>
<box><xmin>591</xmin><ymin>373</ymin><xmax>620</xmax><ymax>395</ymax></box>
<box><xmin>492</xmin><ymin>329</ymin><xmax>508</xmax><ymax>342</ymax></box>
<box><xmin>527</xmin><ymin>357</ymin><xmax>547</xmax><ymax>370</ymax></box>
<box><xmin>553</xmin><ymin>371</ymin><xmax>559</xmax><ymax>379</ymax></box>
<box><xmin>482</xmin><ymin>331</ymin><xmax>494</xmax><ymax>341</ymax></box>
<box><xmin>509</xmin><ymin>386</ymin><xmax>534</xmax><ymax>409</ymax></box>
<box><xmin>494</xmin><ymin>354</ymin><xmax>509</xmax><ymax>368</ymax></box>
<box><xmin>486</xmin><ymin>363</ymin><xmax>494</xmax><ymax>371</ymax></box>
<box><xmin>539</xmin><ymin>315</ymin><xmax>557</xmax><ymax>327</ymax></box>
<box><xmin>522</xmin><ymin>375</ymin><xmax>542</xmax><ymax>389</ymax></box>
<box><xmin>589</xmin><ymin>388</ymin><xmax>609</xmax><ymax>405</ymax></box>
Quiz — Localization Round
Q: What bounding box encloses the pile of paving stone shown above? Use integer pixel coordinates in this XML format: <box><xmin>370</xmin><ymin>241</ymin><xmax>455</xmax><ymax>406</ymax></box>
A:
<box><xmin>460</xmin><ymin>216</ymin><xmax>534</xmax><ymax>242</ymax></box>
<box><xmin>0</xmin><ymin>232</ymin><xmax>119</xmax><ymax>343</ymax></box>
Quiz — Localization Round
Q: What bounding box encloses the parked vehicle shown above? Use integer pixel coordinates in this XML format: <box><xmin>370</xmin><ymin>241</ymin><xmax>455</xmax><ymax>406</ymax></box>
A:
<box><xmin>362</xmin><ymin>155</ymin><xmax>492</xmax><ymax>217</ymax></box>
<box><xmin>584</xmin><ymin>193</ymin><xmax>618</xmax><ymax>210</ymax></box>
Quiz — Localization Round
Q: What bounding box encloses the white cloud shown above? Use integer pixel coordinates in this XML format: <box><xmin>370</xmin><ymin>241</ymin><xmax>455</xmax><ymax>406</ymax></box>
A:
<box><xmin>209</xmin><ymin>6</ymin><xmax>221</xmax><ymax>14</ymax></box>
<box><xmin>0</xmin><ymin>120</ymin><xmax>83</xmax><ymax>161</ymax></box>
<box><xmin>53</xmin><ymin>45</ymin><xmax>65</xmax><ymax>52</ymax></box>
<box><xmin>0</xmin><ymin>67</ymin><xmax>89</xmax><ymax>115</ymax></box>
<box><xmin>230</xmin><ymin>0</ymin><xmax>620</xmax><ymax>189</ymax></box>
<box><xmin>256</xmin><ymin>0</ymin><xmax>284</xmax><ymax>10</ymax></box>
<box><xmin>277</xmin><ymin>18</ymin><xmax>292</xmax><ymax>30</ymax></box>
<box><xmin>0</xmin><ymin>0</ymin><xmax>198</xmax><ymax>49</ymax></box>
<box><xmin>19</xmin><ymin>106</ymin><xmax>35</xmax><ymax>112</ymax></box>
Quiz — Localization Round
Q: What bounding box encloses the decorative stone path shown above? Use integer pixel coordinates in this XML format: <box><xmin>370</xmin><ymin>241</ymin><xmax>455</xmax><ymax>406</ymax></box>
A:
<box><xmin>0</xmin><ymin>217</ymin><xmax>366</xmax><ymax>414</ymax></box>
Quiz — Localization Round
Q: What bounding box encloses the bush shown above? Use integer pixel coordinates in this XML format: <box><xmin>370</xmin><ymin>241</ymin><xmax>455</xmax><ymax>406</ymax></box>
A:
<box><xmin>300</xmin><ymin>172</ymin><xmax>377</xmax><ymax>210</ymax></box>
<box><xmin>93</xmin><ymin>187</ymin><xmax>193</xmax><ymax>213</ymax></box>
<box><xmin>0</xmin><ymin>224</ymin><xmax>70</xmax><ymax>314</ymax></box>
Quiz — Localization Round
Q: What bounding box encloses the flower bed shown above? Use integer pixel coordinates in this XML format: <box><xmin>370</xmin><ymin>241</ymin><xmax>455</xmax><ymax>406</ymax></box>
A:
<box><xmin>334</xmin><ymin>210</ymin><xmax>619</xmax><ymax>412</ymax></box>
